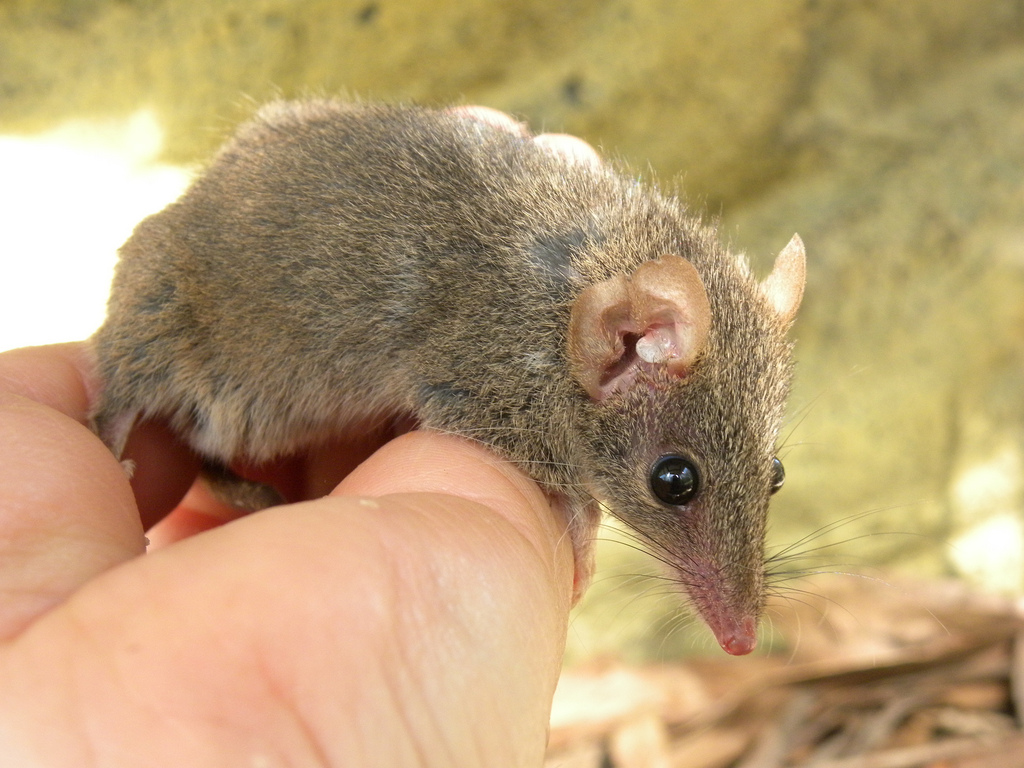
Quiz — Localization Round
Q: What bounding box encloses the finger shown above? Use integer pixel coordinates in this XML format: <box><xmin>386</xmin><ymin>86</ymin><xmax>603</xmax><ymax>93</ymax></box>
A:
<box><xmin>0</xmin><ymin>342</ymin><xmax>98</xmax><ymax>424</ymax></box>
<box><xmin>145</xmin><ymin>422</ymin><xmax>412</xmax><ymax>548</ymax></box>
<box><xmin>143</xmin><ymin>482</ymin><xmax>244</xmax><ymax>549</ymax></box>
<box><xmin>236</xmin><ymin>420</ymin><xmax>411</xmax><ymax>505</ymax></box>
<box><xmin>0</xmin><ymin>432</ymin><xmax>573</xmax><ymax>765</ymax></box>
<box><xmin>337</xmin><ymin>430</ymin><xmax>571</xmax><ymax>565</ymax></box>
<box><xmin>122</xmin><ymin>419</ymin><xmax>201</xmax><ymax>530</ymax></box>
<box><xmin>0</xmin><ymin>343</ymin><xmax>202</xmax><ymax>531</ymax></box>
<box><xmin>0</xmin><ymin>391</ymin><xmax>144</xmax><ymax>639</ymax></box>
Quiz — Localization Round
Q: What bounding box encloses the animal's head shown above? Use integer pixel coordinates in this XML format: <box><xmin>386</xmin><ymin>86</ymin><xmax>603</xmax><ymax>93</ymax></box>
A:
<box><xmin>567</xmin><ymin>234</ymin><xmax>805</xmax><ymax>654</ymax></box>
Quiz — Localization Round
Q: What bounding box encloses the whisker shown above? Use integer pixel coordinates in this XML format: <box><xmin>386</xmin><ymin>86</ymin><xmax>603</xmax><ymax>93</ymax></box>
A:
<box><xmin>765</xmin><ymin>588</ymin><xmax>860</xmax><ymax>635</ymax></box>
<box><xmin>778</xmin><ymin>388</ymin><xmax>828</xmax><ymax>451</ymax></box>
<box><xmin>766</xmin><ymin>505</ymin><xmax>911</xmax><ymax>561</ymax></box>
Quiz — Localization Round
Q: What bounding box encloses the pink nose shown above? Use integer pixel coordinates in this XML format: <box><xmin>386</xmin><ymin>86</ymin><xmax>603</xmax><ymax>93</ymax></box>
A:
<box><xmin>718</xmin><ymin>617</ymin><xmax>758</xmax><ymax>656</ymax></box>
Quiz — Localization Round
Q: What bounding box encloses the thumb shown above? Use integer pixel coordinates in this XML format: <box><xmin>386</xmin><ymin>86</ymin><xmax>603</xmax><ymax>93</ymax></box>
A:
<box><xmin>0</xmin><ymin>431</ymin><xmax>574</xmax><ymax>767</ymax></box>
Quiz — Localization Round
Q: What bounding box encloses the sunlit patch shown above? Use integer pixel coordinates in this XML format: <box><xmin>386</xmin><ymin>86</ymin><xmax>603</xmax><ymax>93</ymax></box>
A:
<box><xmin>953</xmin><ymin>444</ymin><xmax>1022</xmax><ymax>516</ymax></box>
<box><xmin>950</xmin><ymin>445</ymin><xmax>1024</xmax><ymax>593</ymax></box>
<box><xmin>0</xmin><ymin>110</ymin><xmax>189</xmax><ymax>352</ymax></box>
<box><xmin>950</xmin><ymin>513</ymin><xmax>1024</xmax><ymax>594</ymax></box>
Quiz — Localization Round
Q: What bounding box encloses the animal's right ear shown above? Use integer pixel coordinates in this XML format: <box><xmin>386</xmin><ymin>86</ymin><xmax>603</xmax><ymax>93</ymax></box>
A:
<box><xmin>567</xmin><ymin>256</ymin><xmax>711</xmax><ymax>401</ymax></box>
<box><xmin>760</xmin><ymin>234</ymin><xmax>805</xmax><ymax>324</ymax></box>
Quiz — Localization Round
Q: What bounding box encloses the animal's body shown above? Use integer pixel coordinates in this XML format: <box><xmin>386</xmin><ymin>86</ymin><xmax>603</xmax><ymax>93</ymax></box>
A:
<box><xmin>92</xmin><ymin>101</ymin><xmax>805</xmax><ymax>655</ymax></box>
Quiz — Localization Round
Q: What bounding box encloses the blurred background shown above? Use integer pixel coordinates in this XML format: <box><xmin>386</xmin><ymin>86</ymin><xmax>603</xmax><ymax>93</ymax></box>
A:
<box><xmin>2</xmin><ymin>0</ymin><xmax>1023</xmax><ymax>665</ymax></box>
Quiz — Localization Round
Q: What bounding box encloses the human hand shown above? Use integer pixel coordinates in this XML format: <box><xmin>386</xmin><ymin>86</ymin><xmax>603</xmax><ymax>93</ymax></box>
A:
<box><xmin>0</xmin><ymin>342</ymin><xmax>574</xmax><ymax>766</ymax></box>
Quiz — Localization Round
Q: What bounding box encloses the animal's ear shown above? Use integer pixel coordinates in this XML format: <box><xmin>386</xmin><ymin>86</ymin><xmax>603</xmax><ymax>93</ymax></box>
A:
<box><xmin>568</xmin><ymin>255</ymin><xmax>711</xmax><ymax>401</ymax></box>
<box><xmin>760</xmin><ymin>234</ymin><xmax>805</xmax><ymax>324</ymax></box>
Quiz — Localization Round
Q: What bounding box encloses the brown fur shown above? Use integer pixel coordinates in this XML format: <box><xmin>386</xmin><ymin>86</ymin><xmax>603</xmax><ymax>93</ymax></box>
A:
<box><xmin>91</xmin><ymin>100</ymin><xmax>803</xmax><ymax>653</ymax></box>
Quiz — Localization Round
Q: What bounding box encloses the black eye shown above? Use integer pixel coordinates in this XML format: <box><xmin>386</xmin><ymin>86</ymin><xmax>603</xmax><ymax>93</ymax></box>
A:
<box><xmin>649</xmin><ymin>455</ymin><xmax>699</xmax><ymax>506</ymax></box>
<box><xmin>770</xmin><ymin>457</ymin><xmax>785</xmax><ymax>494</ymax></box>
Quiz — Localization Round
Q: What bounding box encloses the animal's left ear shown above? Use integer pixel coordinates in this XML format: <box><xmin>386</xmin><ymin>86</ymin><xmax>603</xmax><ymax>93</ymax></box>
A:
<box><xmin>760</xmin><ymin>234</ymin><xmax>805</xmax><ymax>324</ymax></box>
<box><xmin>568</xmin><ymin>255</ymin><xmax>711</xmax><ymax>401</ymax></box>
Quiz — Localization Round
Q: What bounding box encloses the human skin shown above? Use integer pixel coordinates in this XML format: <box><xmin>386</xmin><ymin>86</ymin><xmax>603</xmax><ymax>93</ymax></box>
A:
<box><xmin>0</xmin><ymin>342</ymin><xmax>575</xmax><ymax>766</ymax></box>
